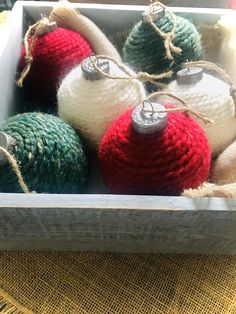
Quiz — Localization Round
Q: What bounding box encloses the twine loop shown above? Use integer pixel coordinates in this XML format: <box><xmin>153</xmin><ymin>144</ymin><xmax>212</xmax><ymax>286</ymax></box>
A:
<box><xmin>16</xmin><ymin>17</ymin><xmax>56</xmax><ymax>87</ymax></box>
<box><xmin>146</xmin><ymin>91</ymin><xmax>214</xmax><ymax>124</ymax></box>
<box><xmin>184</xmin><ymin>60</ymin><xmax>236</xmax><ymax>117</ymax></box>
<box><xmin>146</xmin><ymin>1</ymin><xmax>182</xmax><ymax>60</ymax></box>
<box><xmin>89</xmin><ymin>54</ymin><xmax>172</xmax><ymax>88</ymax></box>
<box><xmin>0</xmin><ymin>147</ymin><xmax>31</xmax><ymax>193</ymax></box>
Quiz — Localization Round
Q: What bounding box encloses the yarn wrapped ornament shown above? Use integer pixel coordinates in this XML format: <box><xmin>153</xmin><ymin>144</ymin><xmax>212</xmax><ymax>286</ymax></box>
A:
<box><xmin>123</xmin><ymin>2</ymin><xmax>202</xmax><ymax>85</ymax></box>
<box><xmin>159</xmin><ymin>61</ymin><xmax>236</xmax><ymax>157</ymax></box>
<box><xmin>99</xmin><ymin>94</ymin><xmax>211</xmax><ymax>195</ymax></box>
<box><xmin>17</xmin><ymin>3</ymin><xmax>122</xmax><ymax>103</ymax></box>
<box><xmin>0</xmin><ymin>112</ymin><xmax>88</xmax><ymax>193</ymax></box>
<box><xmin>50</xmin><ymin>3</ymin><xmax>121</xmax><ymax>62</ymax></box>
<box><xmin>58</xmin><ymin>55</ymin><xmax>151</xmax><ymax>149</ymax></box>
<box><xmin>17</xmin><ymin>18</ymin><xmax>93</xmax><ymax>103</ymax></box>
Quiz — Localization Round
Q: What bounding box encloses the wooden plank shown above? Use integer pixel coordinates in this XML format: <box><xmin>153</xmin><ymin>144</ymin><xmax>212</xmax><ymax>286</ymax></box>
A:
<box><xmin>1</xmin><ymin>194</ymin><xmax>236</xmax><ymax>253</ymax></box>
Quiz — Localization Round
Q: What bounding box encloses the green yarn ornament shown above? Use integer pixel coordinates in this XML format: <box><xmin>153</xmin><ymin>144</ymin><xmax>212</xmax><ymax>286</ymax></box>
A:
<box><xmin>123</xmin><ymin>3</ymin><xmax>202</xmax><ymax>79</ymax></box>
<box><xmin>0</xmin><ymin>112</ymin><xmax>88</xmax><ymax>193</ymax></box>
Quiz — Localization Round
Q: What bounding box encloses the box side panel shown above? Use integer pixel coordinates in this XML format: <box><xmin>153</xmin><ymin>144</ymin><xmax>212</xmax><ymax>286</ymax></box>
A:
<box><xmin>0</xmin><ymin>194</ymin><xmax>236</xmax><ymax>253</ymax></box>
<box><xmin>0</xmin><ymin>1</ymin><xmax>23</xmax><ymax>122</ymax></box>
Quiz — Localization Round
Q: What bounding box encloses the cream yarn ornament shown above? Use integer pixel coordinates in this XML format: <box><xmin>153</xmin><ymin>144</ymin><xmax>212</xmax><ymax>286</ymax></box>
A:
<box><xmin>159</xmin><ymin>63</ymin><xmax>236</xmax><ymax>157</ymax></box>
<box><xmin>58</xmin><ymin>56</ymin><xmax>146</xmax><ymax>148</ymax></box>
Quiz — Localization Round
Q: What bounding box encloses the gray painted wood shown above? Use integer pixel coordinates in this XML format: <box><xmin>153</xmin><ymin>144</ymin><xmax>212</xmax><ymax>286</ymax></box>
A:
<box><xmin>0</xmin><ymin>2</ymin><xmax>235</xmax><ymax>253</ymax></box>
<box><xmin>1</xmin><ymin>193</ymin><xmax>236</xmax><ymax>253</ymax></box>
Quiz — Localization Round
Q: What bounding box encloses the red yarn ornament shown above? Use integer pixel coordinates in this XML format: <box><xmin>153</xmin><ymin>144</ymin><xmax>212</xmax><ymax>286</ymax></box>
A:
<box><xmin>19</xmin><ymin>27</ymin><xmax>93</xmax><ymax>101</ymax></box>
<box><xmin>99</xmin><ymin>104</ymin><xmax>210</xmax><ymax>195</ymax></box>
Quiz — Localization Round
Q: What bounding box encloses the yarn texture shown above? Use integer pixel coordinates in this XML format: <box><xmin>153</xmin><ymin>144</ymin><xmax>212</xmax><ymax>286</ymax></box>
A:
<box><xmin>160</xmin><ymin>73</ymin><xmax>236</xmax><ymax>157</ymax></box>
<box><xmin>19</xmin><ymin>27</ymin><xmax>93</xmax><ymax>101</ymax></box>
<box><xmin>50</xmin><ymin>5</ymin><xmax>121</xmax><ymax>62</ymax></box>
<box><xmin>58</xmin><ymin>59</ymin><xmax>146</xmax><ymax>149</ymax></box>
<box><xmin>0</xmin><ymin>112</ymin><xmax>88</xmax><ymax>193</ymax></box>
<box><xmin>123</xmin><ymin>12</ymin><xmax>202</xmax><ymax>77</ymax></box>
<box><xmin>211</xmin><ymin>140</ymin><xmax>236</xmax><ymax>185</ymax></box>
<box><xmin>99</xmin><ymin>105</ymin><xmax>210</xmax><ymax>195</ymax></box>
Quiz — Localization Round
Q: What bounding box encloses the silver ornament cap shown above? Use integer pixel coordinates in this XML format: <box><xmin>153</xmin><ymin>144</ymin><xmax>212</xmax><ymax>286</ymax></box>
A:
<box><xmin>177</xmin><ymin>67</ymin><xmax>203</xmax><ymax>85</ymax></box>
<box><xmin>132</xmin><ymin>101</ymin><xmax>167</xmax><ymax>135</ymax></box>
<box><xmin>0</xmin><ymin>132</ymin><xmax>16</xmax><ymax>164</ymax></box>
<box><xmin>82</xmin><ymin>56</ymin><xmax>110</xmax><ymax>81</ymax></box>
<box><xmin>142</xmin><ymin>5</ymin><xmax>164</xmax><ymax>23</ymax></box>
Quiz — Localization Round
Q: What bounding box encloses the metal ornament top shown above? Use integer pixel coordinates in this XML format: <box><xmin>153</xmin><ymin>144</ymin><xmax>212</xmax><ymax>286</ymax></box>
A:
<box><xmin>176</xmin><ymin>67</ymin><xmax>203</xmax><ymax>85</ymax></box>
<box><xmin>132</xmin><ymin>101</ymin><xmax>167</xmax><ymax>135</ymax></box>
<box><xmin>81</xmin><ymin>56</ymin><xmax>110</xmax><ymax>81</ymax></box>
<box><xmin>142</xmin><ymin>5</ymin><xmax>165</xmax><ymax>23</ymax></box>
<box><xmin>0</xmin><ymin>132</ymin><xmax>16</xmax><ymax>164</ymax></box>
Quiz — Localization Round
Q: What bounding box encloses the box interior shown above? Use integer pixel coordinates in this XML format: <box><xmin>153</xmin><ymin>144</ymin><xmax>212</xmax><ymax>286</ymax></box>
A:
<box><xmin>0</xmin><ymin>1</ymin><xmax>227</xmax><ymax>195</ymax></box>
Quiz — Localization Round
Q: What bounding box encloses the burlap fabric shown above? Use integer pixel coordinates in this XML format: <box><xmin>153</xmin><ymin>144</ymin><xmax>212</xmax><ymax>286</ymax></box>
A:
<box><xmin>1</xmin><ymin>252</ymin><xmax>236</xmax><ymax>313</ymax></box>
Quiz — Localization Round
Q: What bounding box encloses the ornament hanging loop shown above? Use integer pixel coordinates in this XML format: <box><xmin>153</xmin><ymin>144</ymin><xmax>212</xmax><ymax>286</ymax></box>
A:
<box><xmin>147</xmin><ymin>91</ymin><xmax>214</xmax><ymax>124</ymax></box>
<box><xmin>144</xmin><ymin>1</ymin><xmax>182</xmax><ymax>60</ymax></box>
<box><xmin>89</xmin><ymin>54</ymin><xmax>172</xmax><ymax>88</ymax></box>
<box><xmin>16</xmin><ymin>17</ymin><xmax>57</xmax><ymax>88</ymax></box>
<box><xmin>183</xmin><ymin>60</ymin><xmax>236</xmax><ymax>117</ymax></box>
<box><xmin>142</xmin><ymin>100</ymin><xmax>156</xmax><ymax>117</ymax></box>
<box><xmin>0</xmin><ymin>146</ymin><xmax>31</xmax><ymax>194</ymax></box>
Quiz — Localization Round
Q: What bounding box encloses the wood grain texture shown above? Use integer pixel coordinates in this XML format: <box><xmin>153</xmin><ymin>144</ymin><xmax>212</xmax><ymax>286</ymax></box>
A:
<box><xmin>1</xmin><ymin>193</ymin><xmax>236</xmax><ymax>253</ymax></box>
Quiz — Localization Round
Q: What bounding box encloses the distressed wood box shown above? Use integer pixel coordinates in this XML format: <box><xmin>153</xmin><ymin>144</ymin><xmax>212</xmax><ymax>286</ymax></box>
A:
<box><xmin>0</xmin><ymin>1</ymin><xmax>235</xmax><ymax>254</ymax></box>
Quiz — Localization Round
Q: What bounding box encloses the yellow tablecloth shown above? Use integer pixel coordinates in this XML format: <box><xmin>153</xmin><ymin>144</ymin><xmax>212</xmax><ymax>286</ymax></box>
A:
<box><xmin>1</xmin><ymin>252</ymin><xmax>236</xmax><ymax>313</ymax></box>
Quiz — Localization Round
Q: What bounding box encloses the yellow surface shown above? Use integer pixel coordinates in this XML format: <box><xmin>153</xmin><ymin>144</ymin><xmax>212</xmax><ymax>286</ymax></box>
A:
<box><xmin>0</xmin><ymin>11</ymin><xmax>10</xmax><ymax>27</ymax></box>
<box><xmin>1</xmin><ymin>252</ymin><xmax>236</xmax><ymax>313</ymax></box>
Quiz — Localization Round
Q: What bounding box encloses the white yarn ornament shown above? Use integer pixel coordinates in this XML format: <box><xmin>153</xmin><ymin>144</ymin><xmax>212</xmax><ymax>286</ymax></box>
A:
<box><xmin>159</xmin><ymin>71</ymin><xmax>236</xmax><ymax>157</ymax></box>
<box><xmin>58</xmin><ymin>57</ymin><xmax>146</xmax><ymax>148</ymax></box>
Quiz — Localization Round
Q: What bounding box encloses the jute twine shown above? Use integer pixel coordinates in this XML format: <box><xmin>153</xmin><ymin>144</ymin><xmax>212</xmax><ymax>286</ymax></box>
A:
<box><xmin>16</xmin><ymin>17</ymin><xmax>56</xmax><ymax>87</ymax></box>
<box><xmin>89</xmin><ymin>55</ymin><xmax>172</xmax><ymax>89</ymax></box>
<box><xmin>146</xmin><ymin>91</ymin><xmax>213</xmax><ymax>125</ymax></box>
<box><xmin>0</xmin><ymin>147</ymin><xmax>30</xmax><ymax>193</ymax></box>
<box><xmin>146</xmin><ymin>1</ymin><xmax>182</xmax><ymax>60</ymax></box>
<box><xmin>184</xmin><ymin>60</ymin><xmax>236</xmax><ymax>116</ymax></box>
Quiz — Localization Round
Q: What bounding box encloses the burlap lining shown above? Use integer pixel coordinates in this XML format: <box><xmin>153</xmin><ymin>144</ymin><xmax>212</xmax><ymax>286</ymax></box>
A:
<box><xmin>1</xmin><ymin>252</ymin><xmax>236</xmax><ymax>313</ymax></box>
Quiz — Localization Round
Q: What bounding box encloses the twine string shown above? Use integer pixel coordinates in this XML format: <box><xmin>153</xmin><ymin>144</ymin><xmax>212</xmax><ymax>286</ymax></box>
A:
<box><xmin>89</xmin><ymin>54</ymin><xmax>172</xmax><ymax>88</ymax></box>
<box><xmin>16</xmin><ymin>18</ymin><xmax>53</xmax><ymax>87</ymax></box>
<box><xmin>146</xmin><ymin>91</ymin><xmax>214</xmax><ymax>124</ymax></box>
<box><xmin>0</xmin><ymin>147</ymin><xmax>30</xmax><ymax>193</ymax></box>
<box><xmin>184</xmin><ymin>60</ymin><xmax>236</xmax><ymax>117</ymax></box>
<box><xmin>146</xmin><ymin>1</ymin><xmax>182</xmax><ymax>60</ymax></box>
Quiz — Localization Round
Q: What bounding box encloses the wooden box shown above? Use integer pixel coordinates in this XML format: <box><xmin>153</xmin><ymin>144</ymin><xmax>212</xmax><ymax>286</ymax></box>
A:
<box><xmin>0</xmin><ymin>1</ymin><xmax>235</xmax><ymax>254</ymax></box>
